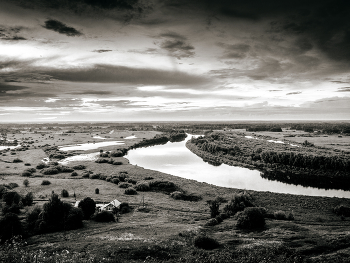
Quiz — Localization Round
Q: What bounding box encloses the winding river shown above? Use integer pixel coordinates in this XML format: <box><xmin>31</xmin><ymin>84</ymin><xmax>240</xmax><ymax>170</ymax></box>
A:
<box><xmin>126</xmin><ymin>135</ymin><xmax>350</xmax><ymax>198</ymax></box>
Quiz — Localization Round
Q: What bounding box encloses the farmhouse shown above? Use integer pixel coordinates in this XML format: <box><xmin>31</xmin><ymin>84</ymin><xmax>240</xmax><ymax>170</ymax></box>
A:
<box><xmin>96</xmin><ymin>199</ymin><xmax>121</xmax><ymax>212</ymax></box>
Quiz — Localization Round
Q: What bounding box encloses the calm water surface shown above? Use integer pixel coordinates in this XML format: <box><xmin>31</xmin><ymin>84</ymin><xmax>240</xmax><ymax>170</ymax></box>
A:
<box><xmin>126</xmin><ymin>135</ymin><xmax>350</xmax><ymax>198</ymax></box>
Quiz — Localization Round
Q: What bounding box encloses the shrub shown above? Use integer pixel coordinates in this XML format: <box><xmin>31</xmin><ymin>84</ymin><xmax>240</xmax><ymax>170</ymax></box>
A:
<box><xmin>287</xmin><ymin>212</ymin><xmax>295</xmax><ymax>220</ymax></box>
<box><xmin>12</xmin><ymin>158</ymin><xmax>23</xmax><ymax>163</ymax></box>
<box><xmin>36</xmin><ymin>163</ymin><xmax>46</xmax><ymax>169</ymax></box>
<box><xmin>135</xmin><ymin>182</ymin><xmax>151</xmax><ymax>191</ymax></box>
<box><xmin>98</xmin><ymin>174</ymin><xmax>107</xmax><ymax>180</ymax></box>
<box><xmin>82</xmin><ymin>172</ymin><xmax>90</xmax><ymax>178</ymax></box>
<box><xmin>274</xmin><ymin>210</ymin><xmax>287</xmax><ymax>220</ymax></box>
<box><xmin>118</xmin><ymin>173</ymin><xmax>128</xmax><ymax>182</ymax></box>
<box><xmin>205</xmin><ymin>218</ymin><xmax>218</xmax><ymax>226</ymax></box>
<box><xmin>236</xmin><ymin>207</ymin><xmax>265</xmax><ymax>229</ymax></box>
<box><xmin>24</xmin><ymin>163</ymin><xmax>31</xmax><ymax>166</ymax></box>
<box><xmin>61</xmin><ymin>189</ymin><xmax>69</xmax><ymax>197</ymax></box>
<box><xmin>119</xmin><ymin>182</ymin><xmax>132</xmax><ymax>188</ymax></box>
<box><xmin>93</xmin><ymin>211</ymin><xmax>115</xmax><ymax>222</ymax></box>
<box><xmin>144</xmin><ymin>176</ymin><xmax>153</xmax><ymax>180</ymax></box>
<box><xmin>333</xmin><ymin>205</ymin><xmax>350</xmax><ymax>217</ymax></box>
<box><xmin>119</xmin><ymin>202</ymin><xmax>132</xmax><ymax>214</ymax></box>
<box><xmin>111</xmin><ymin>178</ymin><xmax>120</xmax><ymax>184</ymax></box>
<box><xmin>21</xmin><ymin>171</ymin><xmax>32</xmax><ymax>177</ymax></box>
<box><xmin>26</xmin><ymin>206</ymin><xmax>42</xmax><ymax>231</ymax></box>
<box><xmin>0</xmin><ymin>213</ymin><xmax>23</xmax><ymax>242</ymax></box>
<box><xmin>65</xmin><ymin>207</ymin><xmax>84</xmax><ymax>230</ymax></box>
<box><xmin>71</xmin><ymin>171</ymin><xmax>78</xmax><ymax>176</ymax></box>
<box><xmin>2</xmin><ymin>204</ymin><xmax>21</xmax><ymax>214</ymax></box>
<box><xmin>23</xmin><ymin>179</ymin><xmax>29</xmax><ymax>187</ymax></box>
<box><xmin>57</xmin><ymin>166</ymin><xmax>74</xmax><ymax>173</ymax></box>
<box><xmin>7</xmin><ymin>183</ymin><xmax>18</xmax><ymax>189</ymax></box>
<box><xmin>113</xmin><ymin>161</ymin><xmax>123</xmax><ymax>165</ymax></box>
<box><xmin>207</xmin><ymin>200</ymin><xmax>220</xmax><ymax>218</ymax></box>
<box><xmin>41</xmin><ymin>180</ymin><xmax>51</xmax><ymax>185</ymax></box>
<box><xmin>3</xmin><ymin>191</ymin><xmax>21</xmax><ymax>206</ymax></box>
<box><xmin>95</xmin><ymin>158</ymin><xmax>108</xmax><ymax>163</ymax></box>
<box><xmin>170</xmin><ymin>191</ymin><xmax>202</xmax><ymax>201</ymax></box>
<box><xmin>72</xmin><ymin>164</ymin><xmax>86</xmax><ymax>170</ymax></box>
<box><xmin>110</xmin><ymin>150</ymin><xmax>124</xmax><ymax>157</ymax></box>
<box><xmin>26</xmin><ymin>168</ymin><xmax>36</xmax><ymax>173</ymax></box>
<box><xmin>90</xmin><ymin>173</ymin><xmax>100</xmax><ymax>179</ymax></box>
<box><xmin>127</xmin><ymin>178</ymin><xmax>137</xmax><ymax>184</ymax></box>
<box><xmin>95</xmin><ymin>188</ymin><xmax>99</xmax><ymax>194</ymax></box>
<box><xmin>41</xmin><ymin>167</ymin><xmax>59</xmax><ymax>175</ymax></box>
<box><xmin>22</xmin><ymin>192</ymin><xmax>34</xmax><ymax>206</ymax></box>
<box><xmin>149</xmin><ymin>180</ymin><xmax>176</xmax><ymax>192</ymax></box>
<box><xmin>125</xmin><ymin>187</ymin><xmax>137</xmax><ymax>195</ymax></box>
<box><xmin>193</xmin><ymin>235</ymin><xmax>220</xmax><ymax>250</ymax></box>
<box><xmin>223</xmin><ymin>191</ymin><xmax>255</xmax><ymax>216</ymax></box>
<box><xmin>100</xmin><ymin>153</ymin><xmax>109</xmax><ymax>157</ymax></box>
<box><xmin>78</xmin><ymin>197</ymin><xmax>96</xmax><ymax>219</ymax></box>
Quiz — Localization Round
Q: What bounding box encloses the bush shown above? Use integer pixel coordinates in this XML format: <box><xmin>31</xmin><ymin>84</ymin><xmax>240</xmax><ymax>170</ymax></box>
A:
<box><xmin>135</xmin><ymin>182</ymin><xmax>150</xmax><ymax>191</ymax></box>
<box><xmin>111</xmin><ymin>178</ymin><xmax>120</xmax><ymax>184</ymax></box>
<box><xmin>26</xmin><ymin>206</ymin><xmax>42</xmax><ymax>231</ymax></box>
<box><xmin>78</xmin><ymin>197</ymin><xmax>96</xmax><ymax>219</ymax></box>
<box><xmin>93</xmin><ymin>211</ymin><xmax>115</xmax><ymax>222</ymax></box>
<box><xmin>65</xmin><ymin>207</ymin><xmax>84</xmax><ymax>230</ymax></box>
<box><xmin>223</xmin><ymin>191</ymin><xmax>255</xmax><ymax>216</ymax></box>
<box><xmin>23</xmin><ymin>179</ymin><xmax>29</xmax><ymax>187</ymax></box>
<box><xmin>57</xmin><ymin>166</ymin><xmax>74</xmax><ymax>173</ymax></box>
<box><xmin>125</xmin><ymin>187</ymin><xmax>137</xmax><ymax>195</ymax></box>
<box><xmin>90</xmin><ymin>174</ymin><xmax>100</xmax><ymax>179</ymax></box>
<box><xmin>119</xmin><ymin>202</ymin><xmax>132</xmax><ymax>214</ymax></box>
<box><xmin>119</xmin><ymin>182</ymin><xmax>132</xmax><ymax>188</ymax></box>
<box><xmin>95</xmin><ymin>158</ymin><xmax>108</xmax><ymax>163</ymax></box>
<box><xmin>207</xmin><ymin>200</ymin><xmax>220</xmax><ymax>218</ymax></box>
<box><xmin>149</xmin><ymin>180</ymin><xmax>177</xmax><ymax>192</ymax></box>
<box><xmin>41</xmin><ymin>180</ymin><xmax>51</xmax><ymax>185</ymax></box>
<box><xmin>2</xmin><ymin>204</ymin><xmax>21</xmax><ymax>214</ymax></box>
<box><xmin>22</xmin><ymin>192</ymin><xmax>34</xmax><ymax>206</ymax></box>
<box><xmin>12</xmin><ymin>158</ymin><xmax>23</xmax><ymax>163</ymax></box>
<box><xmin>72</xmin><ymin>164</ymin><xmax>86</xmax><ymax>170</ymax></box>
<box><xmin>36</xmin><ymin>163</ymin><xmax>46</xmax><ymax>169</ymax></box>
<box><xmin>274</xmin><ymin>210</ymin><xmax>287</xmax><ymax>220</ymax></box>
<box><xmin>236</xmin><ymin>207</ymin><xmax>265</xmax><ymax>229</ymax></box>
<box><xmin>113</xmin><ymin>161</ymin><xmax>123</xmax><ymax>165</ymax></box>
<box><xmin>82</xmin><ymin>172</ymin><xmax>90</xmax><ymax>178</ymax></box>
<box><xmin>95</xmin><ymin>188</ymin><xmax>99</xmax><ymax>194</ymax></box>
<box><xmin>170</xmin><ymin>191</ymin><xmax>202</xmax><ymax>201</ymax></box>
<box><xmin>25</xmin><ymin>168</ymin><xmax>36</xmax><ymax>173</ymax></box>
<box><xmin>71</xmin><ymin>171</ymin><xmax>78</xmax><ymax>176</ymax></box>
<box><xmin>21</xmin><ymin>171</ymin><xmax>32</xmax><ymax>177</ymax></box>
<box><xmin>333</xmin><ymin>205</ymin><xmax>350</xmax><ymax>217</ymax></box>
<box><xmin>61</xmin><ymin>189</ymin><xmax>69</xmax><ymax>197</ymax></box>
<box><xmin>193</xmin><ymin>235</ymin><xmax>220</xmax><ymax>250</ymax></box>
<box><xmin>0</xmin><ymin>213</ymin><xmax>23</xmax><ymax>242</ymax></box>
<box><xmin>3</xmin><ymin>191</ymin><xmax>21</xmax><ymax>206</ymax></box>
<box><xmin>126</xmin><ymin>178</ymin><xmax>137</xmax><ymax>184</ymax></box>
<box><xmin>205</xmin><ymin>218</ymin><xmax>219</xmax><ymax>226</ymax></box>
<box><xmin>24</xmin><ymin>163</ymin><xmax>31</xmax><ymax>166</ymax></box>
<box><xmin>41</xmin><ymin>167</ymin><xmax>59</xmax><ymax>175</ymax></box>
<box><xmin>118</xmin><ymin>173</ymin><xmax>128</xmax><ymax>182</ymax></box>
<box><xmin>110</xmin><ymin>150</ymin><xmax>124</xmax><ymax>157</ymax></box>
<box><xmin>144</xmin><ymin>176</ymin><xmax>153</xmax><ymax>180</ymax></box>
<box><xmin>7</xmin><ymin>183</ymin><xmax>18</xmax><ymax>189</ymax></box>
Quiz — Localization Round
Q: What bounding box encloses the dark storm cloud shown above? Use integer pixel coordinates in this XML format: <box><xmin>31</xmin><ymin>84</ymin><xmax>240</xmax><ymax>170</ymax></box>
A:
<box><xmin>286</xmin><ymin>92</ymin><xmax>302</xmax><ymax>95</ymax></box>
<box><xmin>92</xmin><ymin>49</ymin><xmax>113</xmax><ymax>53</ymax></box>
<box><xmin>39</xmin><ymin>64</ymin><xmax>207</xmax><ymax>85</ymax></box>
<box><xmin>217</xmin><ymin>42</ymin><xmax>250</xmax><ymax>60</ymax></box>
<box><xmin>156</xmin><ymin>32</ymin><xmax>195</xmax><ymax>59</ymax></box>
<box><xmin>0</xmin><ymin>82</ymin><xmax>28</xmax><ymax>93</ymax></box>
<box><xmin>69</xmin><ymin>90</ymin><xmax>114</xmax><ymax>95</ymax></box>
<box><xmin>43</xmin><ymin>19</ymin><xmax>83</xmax><ymax>36</ymax></box>
<box><xmin>337</xmin><ymin>87</ymin><xmax>350</xmax><ymax>92</ymax></box>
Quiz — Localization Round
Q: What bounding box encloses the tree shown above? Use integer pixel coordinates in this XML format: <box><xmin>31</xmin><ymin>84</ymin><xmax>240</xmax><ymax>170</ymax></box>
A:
<box><xmin>23</xmin><ymin>179</ymin><xmax>29</xmax><ymax>187</ymax></box>
<box><xmin>207</xmin><ymin>200</ymin><xmax>220</xmax><ymax>218</ymax></box>
<box><xmin>22</xmin><ymin>192</ymin><xmax>34</xmax><ymax>206</ymax></box>
<box><xmin>0</xmin><ymin>213</ymin><xmax>23</xmax><ymax>243</ymax></box>
<box><xmin>3</xmin><ymin>192</ymin><xmax>21</xmax><ymax>206</ymax></box>
<box><xmin>78</xmin><ymin>197</ymin><xmax>96</xmax><ymax>220</ymax></box>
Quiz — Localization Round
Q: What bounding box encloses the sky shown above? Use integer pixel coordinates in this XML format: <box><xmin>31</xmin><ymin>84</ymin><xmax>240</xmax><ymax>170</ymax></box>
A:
<box><xmin>0</xmin><ymin>0</ymin><xmax>350</xmax><ymax>122</ymax></box>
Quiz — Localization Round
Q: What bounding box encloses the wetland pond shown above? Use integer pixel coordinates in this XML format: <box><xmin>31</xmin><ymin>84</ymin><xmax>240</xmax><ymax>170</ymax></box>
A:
<box><xmin>126</xmin><ymin>135</ymin><xmax>350</xmax><ymax>198</ymax></box>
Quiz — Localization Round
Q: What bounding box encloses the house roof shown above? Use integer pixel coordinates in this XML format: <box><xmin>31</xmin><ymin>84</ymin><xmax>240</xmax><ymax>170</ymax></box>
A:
<box><xmin>101</xmin><ymin>199</ymin><xmax>121</xmax><ymax>210</ymax></box>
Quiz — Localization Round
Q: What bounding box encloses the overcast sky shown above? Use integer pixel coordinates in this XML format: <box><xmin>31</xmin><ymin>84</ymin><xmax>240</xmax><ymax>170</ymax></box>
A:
<box><xmin>1</xmin><ymin>0</ymin><xmax>350</xmax><ymax>122</ymax></box>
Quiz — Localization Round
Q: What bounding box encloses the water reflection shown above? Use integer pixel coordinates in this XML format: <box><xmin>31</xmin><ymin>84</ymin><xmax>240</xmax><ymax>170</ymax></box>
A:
<box><xmin>126</xmin><ymin>135</ymin><xmax>350</xmax><ymax>198</ymax></box>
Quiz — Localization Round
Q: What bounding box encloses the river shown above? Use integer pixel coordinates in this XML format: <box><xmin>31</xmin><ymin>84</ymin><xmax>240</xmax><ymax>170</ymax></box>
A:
<box><xmin>125</xmin><ymin>135</ymin><xmax>350</xmax><ymax>198</ymax></box>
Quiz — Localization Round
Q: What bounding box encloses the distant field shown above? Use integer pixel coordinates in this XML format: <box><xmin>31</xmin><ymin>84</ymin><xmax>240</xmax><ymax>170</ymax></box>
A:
<box><xmin>243</xmin><ymin>129</ymin><xmax>350</xmax><ymax>152</ymax></box>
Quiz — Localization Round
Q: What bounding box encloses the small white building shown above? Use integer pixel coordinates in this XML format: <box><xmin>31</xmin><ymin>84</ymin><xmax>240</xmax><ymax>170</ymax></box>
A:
<box><xmin>97</xmin><ymin>199</ymin><xmax>121</xmax><ymax>212</ymax></box>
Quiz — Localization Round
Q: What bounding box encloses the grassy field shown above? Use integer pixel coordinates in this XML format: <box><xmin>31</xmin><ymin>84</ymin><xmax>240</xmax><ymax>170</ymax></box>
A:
<box><xmin>1</xmin><ymin>129</ymin><xmax>350</xmax><ymax>262</ymax></box>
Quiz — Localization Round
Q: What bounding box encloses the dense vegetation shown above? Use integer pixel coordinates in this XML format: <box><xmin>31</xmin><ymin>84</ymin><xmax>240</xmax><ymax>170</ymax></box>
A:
<box><xmin>188</xmin><ymin>131</ymin><xmax>350</xmax><ymax>190</ymax></box>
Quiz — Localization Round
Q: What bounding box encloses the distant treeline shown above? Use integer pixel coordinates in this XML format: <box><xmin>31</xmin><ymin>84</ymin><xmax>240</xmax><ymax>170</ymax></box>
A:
<box><xmin>187</xmin><ymin>131</ymin><xmax>350</xmax><ymax>191</ymax></box>
<box><xmin>130</xmin><ymin>131</ymin><xmax>187</xmax><ymax>149</ymax></box>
